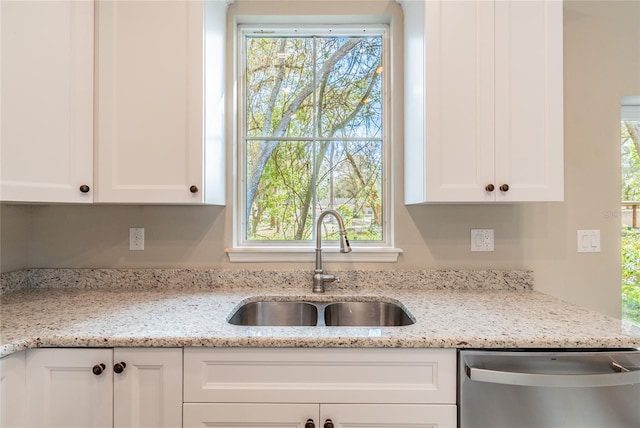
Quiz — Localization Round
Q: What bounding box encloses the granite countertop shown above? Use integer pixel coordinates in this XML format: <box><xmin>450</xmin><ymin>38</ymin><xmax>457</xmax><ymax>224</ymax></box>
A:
<box><xmin>2</xmin><ymin>268</ymin><xmax>640</xmax><ymax>357</ymax></box>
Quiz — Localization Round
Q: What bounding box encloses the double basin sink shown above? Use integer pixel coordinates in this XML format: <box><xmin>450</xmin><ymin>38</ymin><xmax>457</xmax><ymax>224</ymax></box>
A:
<box><xmin>228</xmin><ymin>299</ymin><xmax>414</xmax><ymax>327</ymax></box>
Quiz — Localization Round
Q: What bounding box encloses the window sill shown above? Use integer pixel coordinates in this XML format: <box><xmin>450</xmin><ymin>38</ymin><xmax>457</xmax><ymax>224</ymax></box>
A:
<box><xmin>226</xmin><ymin>246</ymin><xmax>402</xmax><ymax>263</ymax></box>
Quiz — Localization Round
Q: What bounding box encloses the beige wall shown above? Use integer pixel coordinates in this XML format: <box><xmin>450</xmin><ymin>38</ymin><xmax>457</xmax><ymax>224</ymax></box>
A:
<box><xmin>1</xmin><ymin>1</ymin><xmax>639</xmax><ymax>318</ymax></box>
<box><xmin>0</xmin><ymin>205</ymin><xmax>30</xmax><ymax>272</ymax></box>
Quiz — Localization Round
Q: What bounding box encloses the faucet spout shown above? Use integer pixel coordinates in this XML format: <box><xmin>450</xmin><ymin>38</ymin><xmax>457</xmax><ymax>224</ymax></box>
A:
<box><xmin>313</xmin><ymin>209</ymin><xmax>351</xmax><ymax>293</ymax></box>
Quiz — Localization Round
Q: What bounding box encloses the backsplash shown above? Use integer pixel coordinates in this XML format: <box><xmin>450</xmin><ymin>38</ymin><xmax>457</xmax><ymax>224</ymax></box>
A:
<box><xmin>0</xmin><ymin>270</ymin><xmax>28</xmax><ymax>295</ymax></box>
<box><xmin>0</xmin><ymin>268</ymin><xmax>533</xmax><ymax>295</ymax></box>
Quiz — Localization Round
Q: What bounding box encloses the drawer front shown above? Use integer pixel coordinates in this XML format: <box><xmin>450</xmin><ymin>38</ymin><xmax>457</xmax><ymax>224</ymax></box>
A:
<box><xmin>183</xmin><ymin>403</ymin><xmax>457</xmax><ymax>428</ymax></box>
<box><xmin>184</xmin><ymin>348</ymin><xmax>456</xmax><ymax>404</ymax></box>
<box><xmin>183</xmin><ymin>403</ymin><xmax>318</xmax><ymax>428</ymax></box>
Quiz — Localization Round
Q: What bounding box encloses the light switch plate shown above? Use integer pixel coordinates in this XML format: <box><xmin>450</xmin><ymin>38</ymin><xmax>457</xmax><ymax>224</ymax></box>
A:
<box><xmin>471</xmin><ymin>229</ymin><xmax>494</xmax><ymax>252</ymax></box>
<box><xmin>577</xmin><ymin>230</ymin><xmax>600</xmax><ymax>253</ymax></box>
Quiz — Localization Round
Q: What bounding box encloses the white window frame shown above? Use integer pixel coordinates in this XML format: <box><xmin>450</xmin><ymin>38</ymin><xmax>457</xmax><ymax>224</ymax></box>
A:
<box><xmin>622</xmin><ymin>96</ymin><xmax>640</xmax><ymax>121</ymax></box>
<box><xmin>227</xmin><ymin>20</ymin><xmax>401</xmax><ymax>263</ymax></box>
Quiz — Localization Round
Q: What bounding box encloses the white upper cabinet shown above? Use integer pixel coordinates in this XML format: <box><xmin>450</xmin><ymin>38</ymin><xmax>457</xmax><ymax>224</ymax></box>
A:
<box><xmin>96</xmin><ymin>0</ymin><xmax>226</xmax><ymax>204</ymax></box>
<box><xmin>1</xmin><ymin>0</ymin><xmax>94</xmax><ymax>203</ymax></box>
<box><xmin>403</xmin><ymin>0</ymin><xmax>564</xmax><ymax>203</ymax></box>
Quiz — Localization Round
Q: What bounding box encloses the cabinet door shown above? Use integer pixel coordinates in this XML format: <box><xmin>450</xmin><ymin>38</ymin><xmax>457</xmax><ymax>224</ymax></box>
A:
<box><xmin>113</xmin><ymin>348</ymin><xmax>183</xmax><ymax>428</ymax></box>
<box><xmin>321</xmin><ymin>404</ymin><xmax>456</xmax><ymax>428</ymax></box>
<box><xmin>1</xmin><ymin>351</ymin><xmax>26</xmax><ymax>428</ymax></box>
<box><xmin>25</xmin><ymin>348</ymin><xmax>113</xmax><ymax>428</ymax></box>
<box><xmin>404</xmin><ymin>0</ymin><xmax>495</xmax><ymax>203</ymax></box>
<box><xmin>96</xmin><ymin>0</ymin><xmax>205</xmax><ymax>203</ymax></box>
<box><xmin>403</xmin><ymin>0</ymin><xmax>563</xmax><ymax>203</ymax></box>
<box><xmin>183</xmin><ymin>403</ymin><xmax>319</xmax><ymax>428</ymax></box>
<box><xmin>494</xmin><ymin>0</ymin><xmax>563</xmax><ymax>202</ymax></box>
<box><xmin>0</xmin><ymin>0</ymin><xmax>94</xmax><ymax>203</ymax></box>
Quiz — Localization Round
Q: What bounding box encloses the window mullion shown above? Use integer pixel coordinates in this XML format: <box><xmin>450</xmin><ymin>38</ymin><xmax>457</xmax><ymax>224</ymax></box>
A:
<box><xmin>311</xmin><ymin>35</ymin><xmax>318</xmax><ymax>240</ymax></box>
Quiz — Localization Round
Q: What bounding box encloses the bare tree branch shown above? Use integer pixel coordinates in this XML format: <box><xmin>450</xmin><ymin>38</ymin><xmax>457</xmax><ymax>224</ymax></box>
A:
<box><xmin>246</xmin><ymin>38</ymin><xmax>362</xmax><ymax>224</ymax></box>
<box><xmin>626</xmin><ymin>121</ymin><xmax>640</xmax><ymax>160</ymax></box>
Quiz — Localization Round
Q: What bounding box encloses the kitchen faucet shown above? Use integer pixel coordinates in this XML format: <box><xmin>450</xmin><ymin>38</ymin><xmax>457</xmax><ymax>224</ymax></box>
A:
<box><xmin>313</xmin><ymin>209</ymin><xmax>352</xmax><ymax>293</ymax></box>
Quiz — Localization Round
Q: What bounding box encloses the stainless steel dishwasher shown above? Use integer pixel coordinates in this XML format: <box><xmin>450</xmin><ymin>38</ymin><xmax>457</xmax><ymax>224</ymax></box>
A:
<box><xmin>459</xmin><ymin>349</ymin><xmax>640</xmax><ymax>428</ymax></box>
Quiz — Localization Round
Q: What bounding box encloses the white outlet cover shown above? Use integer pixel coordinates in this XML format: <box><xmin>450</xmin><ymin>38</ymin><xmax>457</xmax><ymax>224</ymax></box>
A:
<box><xmin>129</xmin><ymin>227</ymin><xmax>145</xmax><ymax>251</ymax></box>
<box><xmin>471</xmin><ymin>229</ymin><xmax>494</xmax><ymax>252</ymax></box>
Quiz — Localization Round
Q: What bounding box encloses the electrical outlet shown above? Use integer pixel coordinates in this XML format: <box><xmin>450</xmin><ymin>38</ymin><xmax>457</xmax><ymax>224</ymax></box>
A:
<box><xmin>129</xmin><ymin>227</ymin><xmax>144</xmax><ymax>251</ymax></box>
<box><xmin>471</xmin><ymin>229</ymin><xmax>494</xmax><ymax>252</ymax></box>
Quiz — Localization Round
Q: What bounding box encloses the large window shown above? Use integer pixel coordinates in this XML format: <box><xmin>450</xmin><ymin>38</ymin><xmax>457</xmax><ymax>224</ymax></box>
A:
<box><xmin>621</xmin><ymin>97</ymin><xmax>640</xmax><ymax>326</ymax></box>
<box><xmin>236</xmin><ymin>26</ymin><xmax>389</xmax><ymax>253</ymax></box>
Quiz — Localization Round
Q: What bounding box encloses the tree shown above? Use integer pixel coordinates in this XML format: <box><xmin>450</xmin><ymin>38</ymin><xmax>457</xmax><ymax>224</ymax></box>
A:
<box><xmin>622</xmin><ymin>228</ymin><xmax>640</xmax><ymax>325</ymax></box>
<box><xmin>621</xmin><ymin>119</ymin><xmax>640</xmax><ymax>326</ymax></box>
<box><xmin>244</xmin><ymin>34</ymin><xmax>383</xmax><ymax>241</ymax></box>
<box><xmin>622</xmin><ymin>121</ymin><xmax>640</xmax><ymax>201</ymax></box>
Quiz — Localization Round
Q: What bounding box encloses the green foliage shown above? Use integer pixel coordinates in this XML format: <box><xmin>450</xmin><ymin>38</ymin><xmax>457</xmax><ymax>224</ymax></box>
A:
<box><xmin>244</xmin><ymin>33</ymin><xmax>384</xmax><ymax>242</ymax></box>
<box><xmin>621</xmin><ymin>120</ymin><xmax>640</xmax><ymax>325</ymax></box>
<box><xmin>622</xmin><ymin>228</ymin><xmax>640</xmax><ymax>325</ymax></box>
<box><xmin>622</xmin><ymin>121</ymin><xmax>640</xmax><ymax>200</ymax></box>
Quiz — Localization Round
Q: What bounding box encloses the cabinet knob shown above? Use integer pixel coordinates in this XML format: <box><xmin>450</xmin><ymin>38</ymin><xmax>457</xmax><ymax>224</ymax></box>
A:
<box><xmin>485</xmin><ymin>184</ymin><xmax>495</xmax><ymax>192</ymax></box>
<box><xmin>499</xmin><ymin>184</ymin><xmax>510</xmax><ymax>192</ymax></box>
<box><xmin>324</xmin><ymin>419</ymin><xmax>334</xmax><ymax>428</ymax></box>
<box><xmin>113</xmin><ymin>362</ymin><xmax>127</xmax><ymax>374</ymax></box>
<box><xmin>189</xmin><ymin>185</ymin><xmax>199</xmax><ymax>193</ymax></box>
<box><xmin>305</xmin><ymin>419</ymin><xmax>315</xmax><ymax>428</ymax></box>
<box><xmin>79</xmin><ymin>184</ymin><xmax>90</xmax><ymax>193</ymax></box>
<box><xmin>92</xmin><ymin>363</ymin><xmax>106</xmax><ymax>376</ymax></box>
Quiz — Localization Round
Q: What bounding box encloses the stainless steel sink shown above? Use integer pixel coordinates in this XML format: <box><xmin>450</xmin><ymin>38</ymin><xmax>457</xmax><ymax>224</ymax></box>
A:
<box><xmin>324</xmin><ymin>301</ymin><xmax>414</xmax><ymax>327</ymax></box>
<box><xmin>228</xmin><ymin>301</ymin><xmax>318</xmax><ymax>326</ymax></box>
<box><xmin>228</xmin><ymin>299</ymin><xmax>414</xmax><ymax>327</ymax></box>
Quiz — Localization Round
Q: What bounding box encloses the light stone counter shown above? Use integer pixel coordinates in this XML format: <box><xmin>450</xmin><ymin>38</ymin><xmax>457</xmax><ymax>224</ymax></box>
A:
<box><xmin>1</xmin><ymin>269</ymin><xmax>639</xmax><ymax>357</ymax></box>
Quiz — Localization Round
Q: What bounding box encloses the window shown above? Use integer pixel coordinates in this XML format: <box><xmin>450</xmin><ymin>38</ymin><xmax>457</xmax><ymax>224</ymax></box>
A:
<box><xmin>621</xmin><ymin>96</ymin><xmax>640</xmax><ymax>326</ymax></box>
<box><xmin>230</xmin><ymin>25</ymin><xmax>398</xmax><ymax>262</ymax></box>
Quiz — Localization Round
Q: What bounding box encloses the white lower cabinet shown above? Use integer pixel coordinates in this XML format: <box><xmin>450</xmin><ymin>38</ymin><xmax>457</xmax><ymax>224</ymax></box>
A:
<box><xmin>183</xmin><ymin>403</ymin><xmax>456</xmax><ymax>428</ymax></box>
<box><xmin>24</xmin><ymin>348</ymin><xmax>182</xmax><ymax>428</ymax></box>
<box><xmin>0</xmin><ymin>351</ymin><xmax>26</xmax><ymax>428</ymax></box>
<box><xmin>183</xmin><ymin>403</ymin><xmax>318</xmax><ymax>428</ymax></box>
<box><xmin>321</xmin><ymin>404</ymin><xmax>455</xmax><ymax>428</ymax></box>
<box><xmin>26</xmin><ymin>348</ymin><xmax>113</xmax><ymax>428</ymax></box>
<box><xmin>183</xmin><ymin>348</ymin><xmax>457</xmax><ymax>428</ymax></box>
<box><xmin>5</xmin><ymin>347</ymin><xmax>456</xmax><ymax>428</ymax></box>
<box><xmin>113</xmin><ymin>348</ymin><xmax>183</xmax><ymax>428</ymax></box>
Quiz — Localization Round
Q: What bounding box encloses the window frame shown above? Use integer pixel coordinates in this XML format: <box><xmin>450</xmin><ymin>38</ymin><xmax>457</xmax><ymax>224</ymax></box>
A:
<box><xmin>228</xmin><ymin>22</ymin><xmax>400</xmax><ymax>263</ymax></box>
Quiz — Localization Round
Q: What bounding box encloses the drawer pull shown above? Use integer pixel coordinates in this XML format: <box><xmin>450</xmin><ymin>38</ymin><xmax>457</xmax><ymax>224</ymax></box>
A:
<box><xmin>324</xmin><ymin>419</ymin><xmax>334</xmax><ymax>428</ymax></box>
<box><xmin>499</xmin><ymin>184</ymin><xmax>510</xmax><ymax>192</ymax></box>
<box><xmin>92</xmin><ymin>363</ymin><xmax>106</xmax><ymax>375</ymax></box>
<box><xmin>485</xmin><ymin>184</ymin><xmax>495</xmax><ymax>192</ymax></box>
<box><xmin>114</xmin><ymin>362</ymin><xmax>127</xmax><ymax>374</ymax></box>
<box><xmin>305</xmin><ymin>419</ymin><xmax>315</xmax><ymax>428</ymax></box>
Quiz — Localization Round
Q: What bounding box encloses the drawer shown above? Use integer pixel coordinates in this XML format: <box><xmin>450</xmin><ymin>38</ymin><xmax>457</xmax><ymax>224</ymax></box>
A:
<box><xmin>183</xmin><ymin>348</ymin><xmax>456</xmax><ymax>404</ymax></box>
<box><xmin>183</xmin><ymin>403</ymin><xmax>457</xmax><ymax>428</ymax></box>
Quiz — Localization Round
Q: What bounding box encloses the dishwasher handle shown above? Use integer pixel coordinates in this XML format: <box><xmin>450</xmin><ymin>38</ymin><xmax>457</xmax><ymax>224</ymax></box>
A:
<box><xmin>465</xmin><ymin>361</ymin><xmax>640</xmax><ymax>388</ymax></box>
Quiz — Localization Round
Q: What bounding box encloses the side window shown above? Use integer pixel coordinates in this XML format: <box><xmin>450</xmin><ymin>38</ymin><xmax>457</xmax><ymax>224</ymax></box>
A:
<box><xmin>621</xmin><ymin>97</ymin><xmax>640</xmax><ymax>325</ymax></box>
<box><xmin>236</xmin><ymin>26</ymin><xmax>389</xmax><ymax>250</ymax></box>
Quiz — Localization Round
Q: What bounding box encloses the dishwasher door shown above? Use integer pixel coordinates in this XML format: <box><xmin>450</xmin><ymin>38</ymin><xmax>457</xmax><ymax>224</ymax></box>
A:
<box><xmin>459</xmin><ymin>350</ymin><xmax>640</xmax><ymax>428</ymax></box>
